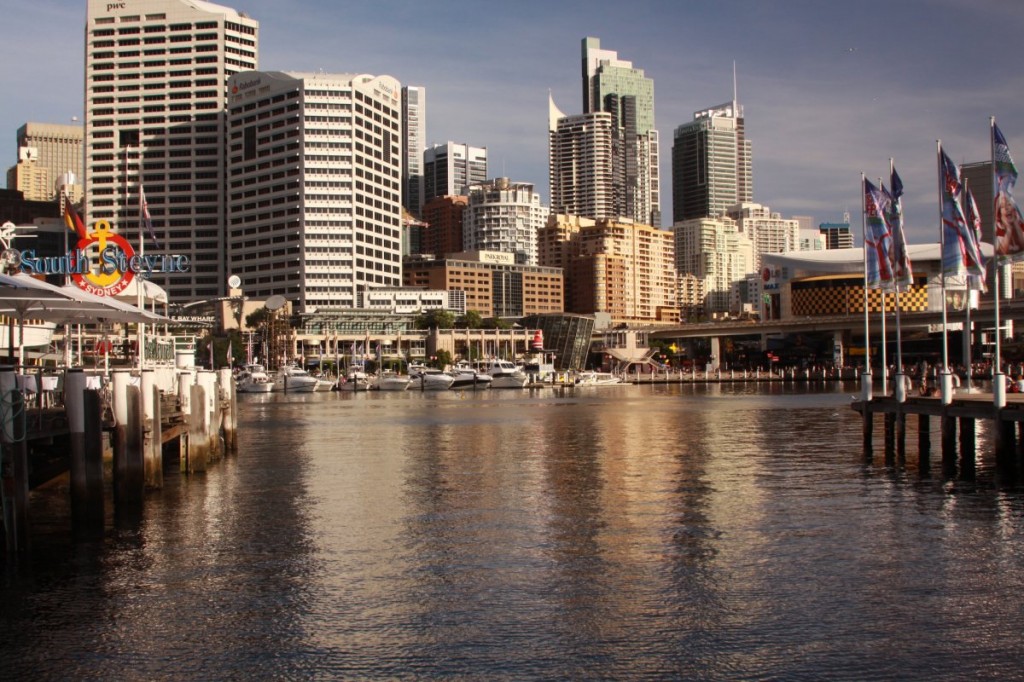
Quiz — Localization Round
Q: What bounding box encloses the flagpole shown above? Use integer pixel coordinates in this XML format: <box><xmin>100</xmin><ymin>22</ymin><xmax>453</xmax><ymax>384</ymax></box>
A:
<box><xmin>134</xmin><ymin>144</ymin><xmax>147</xmax><ymax>370</ymax></box>
<box><xmin>937</xmin><ymin>141</ymin><xmax>954</xmax><ymax>404</ymax></box>
<box><xmin>991</xmin><ymin>116</ymin><xmax>1006</xmax><ymax>407</ymax></box>
<box><xmin>877</xmin><ymin>177</ymin><xmax>889</xmax><ymax>395</ymax></box>
<box><xmin>860</xmin><ymin>173</ymin><xmax>872</xmax><ymax>401</ymax></box>
<box><xmin>890</xmin><ymin>159</ymin><xmax>906</xmax><ymax>402</ymax></box>
<box><xmin>963</xmin><ymin>176</ymin><xmax>976</xmax><ymax>393</ymax></box>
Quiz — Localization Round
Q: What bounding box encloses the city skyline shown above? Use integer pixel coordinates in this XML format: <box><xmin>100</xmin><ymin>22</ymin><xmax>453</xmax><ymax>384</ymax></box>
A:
<box><xmin>4</xmin><ymin>0</ymin><xmax>1024</xmax><ymax>244</ymax></box>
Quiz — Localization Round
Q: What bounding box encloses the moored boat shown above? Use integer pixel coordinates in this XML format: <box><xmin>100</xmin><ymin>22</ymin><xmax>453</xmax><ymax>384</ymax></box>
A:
<box><xmin>448</xmin><ymin>362</ymin><xmax>492</xmax><ymax>390</ymax></box>
<box><xmin>274</xmin><ymin>364</ymin><xmax>320</xmax><ymax>392</ymax></box>
<box><xmin>410</xmin><ymin>366</ymin><xmax>455</xmax><ymax>391</ymax></box>
<box><xmin>374</xmin><ymin>370</ymin><xmax>412</xmax><ymax>391</ymax></box>
<box><xmin>479</xmin><ymin>359</ymin><xmax>528</xmax><ymax>389</ymax></box>
<box><xmin>574</xmin><ymin>371</ymin><xmax>622</xmax><ymax>386</ymax></box>
<box><xmin>236</xmin><ymin>363</ymin><xmax>275</xmax><ymax>393</ymax></box>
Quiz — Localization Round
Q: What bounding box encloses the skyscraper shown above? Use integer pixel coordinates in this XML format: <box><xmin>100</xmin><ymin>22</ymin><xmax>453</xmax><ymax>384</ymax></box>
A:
<box><xmin>548</xmin><ymin>94</ymin><xmax>614</xmax><ymax>220</ymax></box>
<box><xmin>579</xmin><ymin>37</ymin><xmax>660</xmax><ymax>227</ymax></box>
<box><xmin>8</xmin><ymin>122</ymin><xmax>84</xmax><ymax>202</ymax></box>
<box><xmin>84</xmin><ymin>0</ymin><xmax>259</xmax><ymax>301</ymax></box>
<box><xmin>423</xmin><ymin>142</ymin><xmax>487</xmax><ymax>204</ymax></box>
<box><xmin>402</xmin><ymin>86</ymin><xmax>426</xmax><ymax>217</ymax></box>
<box><xmin>672</xmin><ymin>97</ymin><xmax>752</xmax><ymax>222</ymax></box>
<box><xmin>226</xmin><ymin>70</ymin><xmax>403</xmax><ymax>312</ymax></box>
<box><xmin>819</xmin><ymin>213</ymin><xmax>854</xmax><ymax>250</ymax></box>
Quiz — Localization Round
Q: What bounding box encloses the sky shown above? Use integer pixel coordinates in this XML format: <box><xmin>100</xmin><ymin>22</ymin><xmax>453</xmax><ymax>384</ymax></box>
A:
<box><xmin>3</xmin><ymin>0</ymin><xmax>1024</xmax><ymax>245</ymax></box>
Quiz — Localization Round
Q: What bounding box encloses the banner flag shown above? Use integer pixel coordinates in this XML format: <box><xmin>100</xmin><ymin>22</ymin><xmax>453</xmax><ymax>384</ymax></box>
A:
<box><xmin>993</xmin><ymin>123</ymin><xmax>1024</xmax><ymax>261</ymax></box>
<box><xmin>863</xmin><ymin>178</ymin><xmax>893</xmax><ymax>289</ymax></box>
<box><xmin>62</xmin><ymin>192</ymin><xmax>87</xmax><ymax>240</ymax></box>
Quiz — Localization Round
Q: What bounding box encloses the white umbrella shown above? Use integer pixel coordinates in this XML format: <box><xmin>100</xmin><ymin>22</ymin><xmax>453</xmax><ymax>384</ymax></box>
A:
<box><xmin>0</xmin><ymin>273</ymin><xmax>165</xmax><ymax>364</ymax></box>
<box><xmin>0</xmin><ymin>273</ymin><xmax>80</xmax><ymax>363</ymax></box>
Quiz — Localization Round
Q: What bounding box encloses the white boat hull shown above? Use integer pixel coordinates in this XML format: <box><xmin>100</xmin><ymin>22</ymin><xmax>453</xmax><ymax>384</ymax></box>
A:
<box><xmin>375</xmin><ymin>377</ymin><xmax>411</xmax><ymax>391</ymax></box>
<box><xmin>414</xmin><ymin>372</ymin><xmax>454</xmax><ymax>391</ymax></box>
<box><xmin>449</xmin><ymin>375</ymin><xmax>492</xmax><ymax>390</ymax></box>
<box><xmin>237</xmin><ymin>380</ymin><xmax>274</xmax><ymax>394</ymax></box>
<box><xmin>333</xmin><ymin>378</ymin><xmax>372</xmax><ymax>391</ymax></box>
<box><xmin>491</xmin><ymin>375</ymin><xmax>528</xmax><ymax>389</ymax></box>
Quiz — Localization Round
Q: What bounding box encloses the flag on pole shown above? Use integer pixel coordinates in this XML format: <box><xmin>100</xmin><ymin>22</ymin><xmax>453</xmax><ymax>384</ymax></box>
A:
<box><xmin>375</xmin><ymin>343</ymin><xmax>382</xmax><ymax>360</ymax></box>
<box><xmin>139</xmin><ymin>185</ymin><xmax>163</xmax><ymax>250</ymax></box>
<box><xmin>209</xmin><ymin>340</ymin><xmax>215</xmax><ymax>369</ymax></box>
<box><xmin>62</xmin><ymin>192</ymin><xmax>87</xmax><ymax>240</ymax></box>
<box><xmin>863</xmin><ymin>178</ymin><xmax>893</xmax><ymax>289</ymax></box>
<box><xmin>993</xmin><ymin>123</ymin><xmax>1024</xmax><ymax>261</ymax></box>
<box><xmin>963</xmin><ymin>185</ymin><xmax>988</xmax><ymax>291</ymax></box>
<box><xmin>226</xmin><ymin>339</ymin><xmax>233</xmax><ymax>368</ymax></box>
<box><xmin>884</xmin><ymin>167</ymin><xmax>913</xmax><ymax>290</ymax></box>
<box><xmin>939</xmin><ymin>147</ymin><xmax>985</xmax><ymax>277</ymax></box>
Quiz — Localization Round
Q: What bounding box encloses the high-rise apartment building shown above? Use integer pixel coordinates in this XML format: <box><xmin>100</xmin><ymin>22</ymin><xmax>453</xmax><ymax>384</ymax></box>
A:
<box><xmin>423</xmin><ymin>142</ymin><xmax>487</xmax><ymax>205</ymax></box>
<box><xmin>579</xmin><ymin>37</ymin><xmax>660</xmax><ymax>227</ymax></box>
<box><xmin>7</xmin><ymin>123</ymin><xmax>84</xmax><ymax>202</ymax></box>
<box><xmin>84</xmin><ymin>0</ymin><xmax>258</xmax><ymax>301</ymax></box>
<box><xmin>727</xmin><ymin>202</ymin><xmax>799</xmax><ymax>271</ymax></box>
<box><xmin>548</xmin><ymin>94</ymin><xmax>614</xmax><ymax>220</ymax></box>
<box><xmin>672</xmin><ymin>100</ymin><xmax>752</xmax><ymax>222</ymax></box>
<box><xmin>673</xmin><ymin>215</ymin><xmax>753</xmax><ymax>314</ymax></box>
<box><xmin>539</xmin><ymin>214</ymin><xmax>677</xmax><ymax>323</ymax></box>
<box><xmin>463</xmin><ymin>178</ymin><xmax>548</xmax><ymax>266</ymax></box>
<box><xmin>226</xmin><ymin>70</ymin><xmax>403</xmax><ymax>312</ymax></box>
<box><xmin>402</xmin><ymin>86</ymin><xmax>426</xmax><ymax>217</ymax></box>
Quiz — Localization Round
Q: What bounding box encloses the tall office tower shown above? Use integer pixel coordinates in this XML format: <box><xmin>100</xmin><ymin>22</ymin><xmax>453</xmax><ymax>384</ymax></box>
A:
<box><xmin>7</xmin><ymin>123</ymin><xmax>84</xmax><ymax>201</ymax></box>
<box><xmin>580</xmin><ymin>37</ymin><xmax>660</xmax><ymax>227</ymax></box>
<box><xmin>420</xmin><ymin>195</ymin><xmax>468</xmax><ymax>257</ymax></box>
<box><xmin>540</xmin><ymin>214</ymin><xmax>678</xmax><ymax>323</ymax></box>
<box><xmin>423</xmin><ymin>142</ymin><xmax>487</xmax><ymax>204</ymax></box>
<box><xmin>548</xmin><ymin>94</ymin><xmax>614</xmax><ymax>220</ymax></box>
<box><xmin>226</xmin><ymin>71</ymin><xmax>403</xmax><ymax>312</ymax></box>
<box><xmin>727</xmin><ymin>203</ymin><xmax>799</xmax><ymax>272</ymax></box>
<box><xmin>463</xmin><ymin>178</ymin><xmax>548</xmax><ymax>266</ymax></box>
<box><xmin>672</xmin><ymin>97</ymin><xmax>752</xmax><ymax>222</ymax></box>
<box><xmin>402</xmin><ymin>86</ymin><xmax>426</xmax><ymax>217</ymax></box>
<box><xmin>673</xmin><ymin>215</ymin><xmax>753</xmax><ymax>314</ymax></box>
<box><xmin>84</xmin><ymin>0</ymin><xmax>258</xmax><ymax>302</ymax></box>
<box><xmin>819</xmin><ymin>213</ymin><xmax>854</xmax><ymax>250</ymax></box>
<box><xmin>961</xmin><ymin>162</ymin><xmax>994</xmax><ymax>244</ymax></box>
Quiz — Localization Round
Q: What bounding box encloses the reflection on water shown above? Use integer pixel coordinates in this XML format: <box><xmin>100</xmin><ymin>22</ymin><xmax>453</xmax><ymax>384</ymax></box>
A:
<box><xmin>3</xmin><ymin>383</ymin><xmax>1024</xmax><ymax>679</ymax></box>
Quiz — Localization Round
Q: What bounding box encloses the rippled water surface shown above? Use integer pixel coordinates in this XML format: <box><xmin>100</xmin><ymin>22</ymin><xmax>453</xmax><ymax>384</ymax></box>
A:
<box><xmin>4</xmin><ymin>383</ymin><xmax>1024</xmax><ymax>680</ymax></box>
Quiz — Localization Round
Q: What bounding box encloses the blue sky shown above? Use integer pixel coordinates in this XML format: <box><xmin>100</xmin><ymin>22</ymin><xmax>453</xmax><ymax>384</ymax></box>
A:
<box><xmin>3</xmin><ymin>0</ymin><xmax>1024</xmax><ymax>243</ymax></box>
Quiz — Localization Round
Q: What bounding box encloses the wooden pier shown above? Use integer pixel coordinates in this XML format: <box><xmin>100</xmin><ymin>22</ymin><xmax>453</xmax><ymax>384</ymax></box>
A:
<box><xmin>1</xmin><ymin>366</ymin><xmax>237</xmax><ymax>555</ymax></box>
<box><xmin>852</xmin><ymin>392</ymin><xmax>1024</xmax><ymax>476</ymax></box>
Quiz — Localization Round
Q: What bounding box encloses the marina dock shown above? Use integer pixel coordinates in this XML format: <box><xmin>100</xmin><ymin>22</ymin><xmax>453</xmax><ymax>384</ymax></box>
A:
<box><xmin>852</xmin><ymin>391</ymin><xmax>1024</xmax><ymax>476</ymax></box>
<box><xmin>1</xmin><ymin>365</ymin><xmax>237</xmax><ymax>554</ymax></box>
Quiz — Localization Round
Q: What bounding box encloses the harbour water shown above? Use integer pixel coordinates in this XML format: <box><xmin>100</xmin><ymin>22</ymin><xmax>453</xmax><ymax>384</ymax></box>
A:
<box><xmin>3</xmin><ymin>382</ymin><xmax>1024</xmax><ymax>680</ymax></box>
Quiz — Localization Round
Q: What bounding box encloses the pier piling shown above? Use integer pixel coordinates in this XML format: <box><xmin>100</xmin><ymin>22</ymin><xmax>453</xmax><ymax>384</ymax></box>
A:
<box><xmin>941</xmin><ymin>415</ymin><xmax>958</xmax><ymax>479</ymax></box>
<box><xmin>1</xmin><ymin>368</ymin><xmax>29</xmax><ymax>554</ymax></box>
<box><xmin>188</xmin><ymin>383</ymin><xmax>208</xmax><ymax>473</ymax></box>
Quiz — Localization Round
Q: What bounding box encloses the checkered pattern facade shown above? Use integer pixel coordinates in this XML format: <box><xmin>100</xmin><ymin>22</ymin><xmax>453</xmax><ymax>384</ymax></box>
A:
<box><xmin>791</xmin><ymin>279</ymin><xmax>928</xmax><ymax>317</ymax></box>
